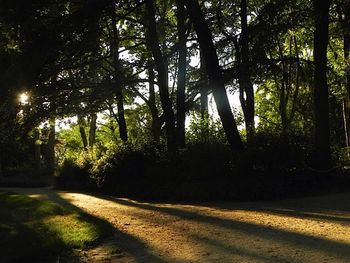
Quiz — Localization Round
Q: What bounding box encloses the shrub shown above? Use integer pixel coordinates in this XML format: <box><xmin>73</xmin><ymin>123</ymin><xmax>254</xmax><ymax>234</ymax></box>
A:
<box><xmin>90</xmin><ymin>144</ymin><xmax>162</xmax><ymax>195</ymax></box>
<box><xmin>238</xmin><ymin>131</ymin><xmax>312</xmax><ymax>173</ymax></box>
<box><xmin>55</xmin><ymin>132</ymin><xmax>350</xmax><ymax>201</ymax></box>
<box><xmin>87</xmin><ymin>142</ymin><xmax>236</xmax><ymax>200</ymax></box>
<box><xmin>55</xmin><ymin>159</ymin><xmax>94</xmax><ymax>191</ymax></box>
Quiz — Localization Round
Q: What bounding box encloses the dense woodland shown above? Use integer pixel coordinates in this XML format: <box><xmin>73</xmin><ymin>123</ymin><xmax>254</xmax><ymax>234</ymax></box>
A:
<box><xmin>1</xmin><ymin>0</ymin><xmax>350</xmax><ymax>200</ymax></box>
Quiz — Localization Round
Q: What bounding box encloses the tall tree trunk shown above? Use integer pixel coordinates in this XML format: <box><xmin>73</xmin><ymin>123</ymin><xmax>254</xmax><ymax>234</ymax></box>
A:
<box><xmin>78</xmin><ymin>115</ymin><xmax>88</xmax><ymax>150</ymax></box>
<box><xmin>47</xmin><ymin>117</ymin><xmax>55</xmax><ymax>177</ymax></box>
<box><xmin>176</xmin><ymin>0</ymin><xmax>187</xmax><ymax>147</ymax></box>
<box><xmin>0</xmin><ymin>155</ymin><xmax>3</xmax><ymax>178</ymax></box>
<box><xmin>148</xmin><ymin>66</ymin><xmax>162</xmax><ymax>143</ymax></box>
<box><xmin>344</xmin><ymin>2</ymin><xmax>350</xmax><ymax>146</ymax></box>
<box><xmin>0</xmin><ymin>138</ymin><xmax>3</xmax><ymax>178</ymax></box>
<box><xmin>115</xmin><ymin>89</ymin><xmax>128</xmax><ymax>142</ymax></box>
<box><xmin>185</xmin><ymin>0</ymin><xmax>243</xmax><ymax>153</ymax></box>
<box><xmin>343</xmin><ymin>99</ymin><xmax>349</xmax><ymax>146</ymax></box>
<box><xmin>312</xmin><ymin>0</ymin><xmax>332</xmax><ymax>169</ymax></box>
<box><xmin>239</xmin><ymin>0</ymin><xmax>255</xmax><ymax>142</ymax></box>
<box><xmin>145</xmin><ymin>0</ymin><xmax>177</xmax><ymax>152</ymax></box>
<box><xmin>111</xmin><ymin>8</ymin><xmax>128</xmax><ymax>143</ymax></box>
<box><xmin>68</xmin><ymin>71</ymin><xmax>89</xmax><ymax>149</ymax></box>
<box><xmin>88</xmin><ymin>113</ymin><xmax>97</xmax><ymax>147</ymax></box>
<box><xmin>288</xmin><ymin>36</ymin><xmax>301</xmax><ymax>127</ymax></box>
<box><xmin>200</xmin><ymin>51</ymin><xmax>209</xmax><ymax>140</ymax></box>
<box><xmin>277</xmin><ymin>38</ymin><xmax>289</xmax><ymax>135</ymax></box>
<box><xmin>33</xmin><ymin>128</ymin><xmax>41</xmax><ymax>177</ymax></box>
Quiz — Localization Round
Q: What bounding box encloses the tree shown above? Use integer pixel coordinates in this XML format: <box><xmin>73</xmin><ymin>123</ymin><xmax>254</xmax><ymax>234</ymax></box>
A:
<box><xmin>110</xmin><ymin>4</ymin><xmax>128</xmax><ymax>142</ymax></box>
<box><xmin>145</xmin><ymin>0</ymin><xmax>177</xmax><ymax>151</ymax></box>
<box><xmin>88</xmin><ymin>113</ymin><xmax>97</xmax><ymax>147</ymax></box>
<box><xmin>147</xmin><ymin>66</ymin><xmax>163</xmax><ymax>143</ymax></box>
<box><xmin>176</xmin><ymin>0</ymin><xmax>188</xmax><ymax>147</ymax></box>
<box><xmin>47</xmin><ymin>117</ymin><xmax>56</xmax><ymax>177</ymax></box>
<box><xmin>312</xmin><ymin>0</ymin><xmax>332</xmax><ymax>169</ymax></box>
<box><xmin>200</xmin><ymin>51</ymin><xmax>209</xmax><ymax>140</ymax></box>
<box><xmin>238</xmin><ymin>0</ymin><xmax>255</xmax><ymax>142</ymax></box>
<box><xmin>341</xmin><ymin>0</ymin><xmax>350</xmax><ymax>146</ymax></box>
<box><xmin>185</xmin><ymin>0</ymin><xmax>243</xmax><ymax>153</ymax></box>
<box><xmin>77</xmin><ymin>115</ymin><xmax>89</xmax><ymax>150</ymax></box>
<box><xmin>33</xmin><ymin>128</ymin><xmax>41</xmax><ymax>176</ymax></box>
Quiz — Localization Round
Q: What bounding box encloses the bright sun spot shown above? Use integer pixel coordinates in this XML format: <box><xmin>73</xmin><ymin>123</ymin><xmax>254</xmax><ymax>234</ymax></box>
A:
<box><xmin>19</xmin><ymin>92</ymin><xmax>29</xmax><ymax>104</ymax></box>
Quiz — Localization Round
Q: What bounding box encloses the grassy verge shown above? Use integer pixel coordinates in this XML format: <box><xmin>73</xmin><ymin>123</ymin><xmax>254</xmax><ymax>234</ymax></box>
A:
<box><xmin>0</xmin><ymin>192</ymin><xmax>111</xmax><ymax>263</ymax></box>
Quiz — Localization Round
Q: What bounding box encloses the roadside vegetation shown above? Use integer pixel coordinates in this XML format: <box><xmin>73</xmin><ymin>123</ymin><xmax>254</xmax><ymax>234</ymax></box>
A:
<box><xmin>0</xmin><ymin>0</ymin><xmax>350</xmax><ymax>201</ymax></box>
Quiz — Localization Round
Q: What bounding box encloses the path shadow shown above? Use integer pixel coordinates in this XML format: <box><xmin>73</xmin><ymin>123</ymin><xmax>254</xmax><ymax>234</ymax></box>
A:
<box><xmin>0</xmin><ymin>187</ymin><xmax>168</xmax><ymax>263</ymax></box>
<box><xmin>201</xmin><ymin>191</ymin><xmax>350</xmax><ymax>224</ymax></box>
<box><xmin>190</xmin><ymin>233</ymin><xmax>292</xmax><ymax>263</ymax></box>
<box><xmin>4</xmin><ymin>187</ymin><xmax>350</xmax><ymax>262</ymax></box>
<box><xmin>90</xmin><ymin>190</ymin><xmax>350</xmax><ymax>224</ymax></box>
<box><xmin>94</xmin><ymin>194</ymin><xmax>350</xmax><ymax>262</ymax></box>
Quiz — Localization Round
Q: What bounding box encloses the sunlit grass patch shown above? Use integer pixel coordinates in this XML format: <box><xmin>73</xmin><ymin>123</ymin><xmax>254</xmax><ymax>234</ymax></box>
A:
<box><xmin>45</xmin><ymin>214</ymin><xmax>101</xmax><ymax>247</ymax></box>
<box><xmin>0</xmin><ymin>192</ymin><xmax>110</xmax><ymax>263</ymax></box>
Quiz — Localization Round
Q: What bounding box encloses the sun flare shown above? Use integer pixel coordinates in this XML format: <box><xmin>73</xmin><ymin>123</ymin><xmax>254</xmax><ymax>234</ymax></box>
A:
<box><xmin>19</xmin><ymin>92</ymin><xmax>29</xmax><ymax>104</ymax></box>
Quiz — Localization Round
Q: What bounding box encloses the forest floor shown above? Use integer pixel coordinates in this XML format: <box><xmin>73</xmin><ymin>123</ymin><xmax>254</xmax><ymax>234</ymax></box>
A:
<box><xmin>2</xmin><ymin>187</ymin><xmax>350</xmax><ymax>263</ymax></box>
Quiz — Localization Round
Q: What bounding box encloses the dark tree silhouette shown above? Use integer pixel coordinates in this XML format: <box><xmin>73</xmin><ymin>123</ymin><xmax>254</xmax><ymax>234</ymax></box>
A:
<box><xmin>185</xmin><ymin>0</ymin><xmax>243</xmax><ymax>153</ymax></box>
<box><xmin>312</xmin><ymin>0</ymin><xmax>332</xmax><ymax>169</ymax></box>
<box><xmin>145</xmin><ymin>0</ymin><xmax>177</xmax><ymax>152</ymax></box>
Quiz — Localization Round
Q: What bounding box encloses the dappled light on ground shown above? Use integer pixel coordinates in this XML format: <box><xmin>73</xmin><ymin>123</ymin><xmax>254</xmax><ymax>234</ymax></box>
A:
<box><xmin>3</xmin><ymin>187</ymin><xmax>350</xmax><ymax>263</ymax></box>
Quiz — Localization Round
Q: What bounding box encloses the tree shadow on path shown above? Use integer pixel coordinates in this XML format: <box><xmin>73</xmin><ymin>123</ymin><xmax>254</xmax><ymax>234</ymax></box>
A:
<box><xmin>96</xmin><ymin>194</ymin><xmax>350</xmax><ymax>262</ymax></box>
<box><xmin>4</xmin><ymin>187</ymin><xmax>350</xmax><ymax>262</ymax></box>
<box><xmin>0</xmin><ymin>187</ymin><xmax>169</xmax><ymax>263</ymax></box>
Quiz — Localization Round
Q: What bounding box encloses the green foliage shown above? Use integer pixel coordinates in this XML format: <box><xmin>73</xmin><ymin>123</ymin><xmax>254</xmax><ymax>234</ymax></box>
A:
<box><xmin>55</xmin><ymin>132</ymin><xmax>329</xmax><ymax>201</ymax></box>
<box><xmin>239</xmin><ymin>131</ymin><xmax>312</xmax><ymax>172</ymax></box>
<box><xmin>255</xmin><ymin>79</ymin><xmax>313</xmax><ymax>135</ymax></box>
<box><xmin>2</xmin><ymin>0</ymin><xmax>350</xmax><ymax>201</ymax></box>
<box><xmin>186</xmin><ymin>111</ymin><xmax>227</xmax><ymax>144</ymax></box>
<box><xmin>90</xmin><ymin>143</ymin><xmax>162</xmax><ymax>192</ymax></box>
<box><xmin>55</xmin><ymin>158</ymin><xmax>94</xmax><ymax>191</ymax></box>
<box><xmin>56</xmin><ymin>124</ymin><xmax>84</xmax><ymax>162</ymax></box>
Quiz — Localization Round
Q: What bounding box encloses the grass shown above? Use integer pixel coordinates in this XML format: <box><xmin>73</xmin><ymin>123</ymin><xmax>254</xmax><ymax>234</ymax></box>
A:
<box><xmin>0</xmin><ymin>192</ymin><xmax>111</xmax><ymax>263</ymax></box>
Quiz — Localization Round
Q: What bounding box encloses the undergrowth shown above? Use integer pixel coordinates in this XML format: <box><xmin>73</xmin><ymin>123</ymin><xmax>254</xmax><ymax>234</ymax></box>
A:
<box><xmin>55</xmin><ymin>133</ymin><xmax>350</xmax><ymax>201</ymax></box>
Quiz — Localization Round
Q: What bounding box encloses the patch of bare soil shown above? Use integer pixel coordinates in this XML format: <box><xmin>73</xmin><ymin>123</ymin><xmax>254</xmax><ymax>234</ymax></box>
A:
<box><xmin>3</xmin><ymin>187</ymin><xmax>350</xmax><ymax>263</ymax></box>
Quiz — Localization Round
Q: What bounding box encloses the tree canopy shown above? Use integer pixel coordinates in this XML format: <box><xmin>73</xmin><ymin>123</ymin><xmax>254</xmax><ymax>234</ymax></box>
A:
<box><xmin>0</xmin><ymin>0</ymin><xmax>349</xmax><ymax>199</ymax></box>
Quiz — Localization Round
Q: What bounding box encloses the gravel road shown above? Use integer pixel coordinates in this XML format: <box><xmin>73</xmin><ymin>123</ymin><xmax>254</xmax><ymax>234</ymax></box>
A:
<box><xmin>3</xmin><ymin>187</ymin><xmax>350</xmax><ymax>263</ymax></box>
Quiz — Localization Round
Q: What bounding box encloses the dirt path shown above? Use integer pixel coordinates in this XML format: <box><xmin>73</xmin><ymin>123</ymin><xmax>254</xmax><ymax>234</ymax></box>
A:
<box><xmin>3</xmin><ymin>187</ymin><xmax>350</xmax><ymax>263</ymax></box>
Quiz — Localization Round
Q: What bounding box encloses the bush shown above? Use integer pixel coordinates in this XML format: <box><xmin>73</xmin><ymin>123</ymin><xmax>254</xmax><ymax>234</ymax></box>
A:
<box><xmin>87</xmin><ymin>142</ymin><xmax>237</xmax><ymax>200</ymax></box>
<box><xmin>91</xmin><ymin>144</ymin><xmax>165</xmax><ymax>195</ymax></box>
<box><xmin>55</xmin><ymin>132</ymin><xmax>350</xmax><ymax>201</ymax></box>
<box><xmin>55</xmin><ymin>159</ymin><xmax>95</xmax><ymax>191</ymax></box>
<box><xmin>238</xmin><ymin>131</ymin><xmax>312</xmax><ymax>173</ymax></box>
